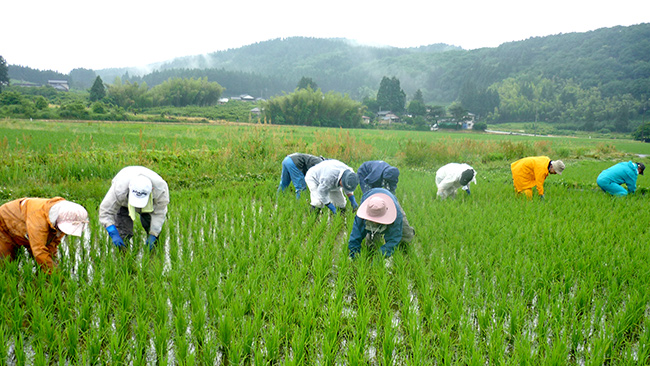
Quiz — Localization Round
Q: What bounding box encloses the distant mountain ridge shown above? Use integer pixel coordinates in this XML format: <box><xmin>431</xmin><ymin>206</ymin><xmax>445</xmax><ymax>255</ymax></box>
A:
<box><xmin>94</xmin><ymin>24</ymin><xmax>650</xmax><ymax>103</ymax></box>
<box><xmin>95</xmin><ymin>37</ymin><xmax>461</xmax><ymax>99</ymax></box>
<box><xmin>9</xmin><ymin>24</ymin><xmax>650</xmax><ymax>104</ymax></box>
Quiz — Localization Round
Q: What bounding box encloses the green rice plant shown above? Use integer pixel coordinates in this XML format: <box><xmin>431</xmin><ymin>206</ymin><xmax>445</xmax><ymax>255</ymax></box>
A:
<box><xmin>153</xmin><ymin>321</ymin><xmax>170</xmax><ymax>364</ymax></box>
<box><xmin>432</xmin><ymin>324</ymin><xmax>456</xmax><ymax>366</ymax></box>
<box><xmin>380</xmin><ymin>316</ymin><xmax>396</xmax><ymax>366</ymax></box>
<box><xmin>459</xmin><ymin>323</ymin><xmax>483</xmax><ymax>366</ymax></box>
<box><xmin>189</xmin><ymin>292</ymin><xmax>206</xmax><ymax>352</ymax></box>
<box><xmin>77</xmin><ymin>291</ymin><xmax>93</xmax><ymax>334</ymax></box>
<box><xmin>65</xmin><ymin>320</ymin><xmax>80</xmax><ymax>361</ymax></box>
<box><xmin>263</xmin><ymin>325</ymin><xmax>282</xmax><ymax>364</ymax></box>
<box><xmin>30</xmin><ymin>304</ymin><xmax>57</xmax><ymax>356</ymax></box>
<box><xmin>345</xmin><ymin>336</ymin><xmax>366</xmax><ymax>366</ymax></box>
<box><xmin>217</xmin><ymin>311</ymin><xmax>233</xmax><ymax>357</ymax></box>
<box><xmin>289</xmin><ymin>326</ymin><xmax>309</xmax><ymax>366</ymax></box>
<box><xmin>14</xmin><ymin>332</ymin><xmax>25</xmax><ymax>366</ymax></box>
<box><xmin>32</xmin><ymin>341</ymin><xmax>48</xmax><ymax>366</ymax></box>
<box><xmin>611</xmin><ymin>290</ymin><xmax>646</xmax><ymax>351</ymax></box>
<box><xmin>322</xmin><ymin>314</ymin><xmax>340</xmax><ymax>366</ymax></box>
<box><xmin>85</xmin><ymin>328</ymin><xmax>103</xmax><ymax>365</ymax></box>
<box><xmin>9</xmin><ymin>298</ymin><xmax>25</xmax><ymax>336</ymax></box>
<box><xmin>133</xmin><ymin>314</ymin><xmax>149</xmax><ymax>366</ymax></box>
<box><xmin>0</xmin><ymin>324</ymin><xmax>6</xmax><ymax>366</ymax></box>
<box><xmin>175</xmin><ymin>332</ymin><xmax>189</xmax><ymax>365</ymax></box>
<box><xmin>487</xmin><ymin>320</ymin><xmax>505</xmax><ymax>365</ymax></box>
<box><xmin>373</xmin><ymin>261</ymin><xmax>393</xmax><ymax>325</ymax></box>
<box><xmin>636</xmin><ymin>316</ymin><xmax>650</xmax><ymax>363</ymax></box>
<box><xmin>547</xmin><ymin>333</ymin><xmax>569</xmax><ymax>365</ymax></box>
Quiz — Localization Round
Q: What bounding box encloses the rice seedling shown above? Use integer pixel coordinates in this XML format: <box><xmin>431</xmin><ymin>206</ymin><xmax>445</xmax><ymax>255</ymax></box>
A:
<box><xmin>0</xmin><ymin>324</ymin><xmax>7</xmax><ymax>366</ymax></box>
<box><xmin>13</xmin><ymin>333</ymin><xmax>26</xmax><ymax>366</ymax></box>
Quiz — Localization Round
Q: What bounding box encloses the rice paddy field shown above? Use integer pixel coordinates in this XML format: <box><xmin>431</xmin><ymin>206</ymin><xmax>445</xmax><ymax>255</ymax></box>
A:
<box><xmin>1</xmin><ymin>119</ymin><xmax>650</xmax><ymax>365</ymax></box>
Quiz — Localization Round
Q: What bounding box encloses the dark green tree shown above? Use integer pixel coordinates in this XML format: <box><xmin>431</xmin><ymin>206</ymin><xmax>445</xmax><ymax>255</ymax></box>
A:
<box><xmin>70</xmin><ymin>68</ymin><xmax>97</xmax><ymax>89</ymax></box>
<box><xmin>460</xmin><ymin>81</ymin><xmax>500</xmax><ymax>118</ymax></box>
<box><xmin>33</xmin><ymin>95</ymin><xmax>48</xmax><ymax>110</ymax></box>
<box><xmin>448</xmin><ymin>102</ymin><xmax>468</xmax><ymax>129</ymax></box>
<box><xmin>413</xmin><ymin>89</ymin><xmax>424</xmax><ymax>104</ymax></box>
<box><xmin>89</xmin><ymin>76</ymin><xmax>106</xmax><ymax>102</ymax></box>
<box><xmin>428</xmin><ymin>105</ymin><xmax>446</xmax><ymax>123</ymax></box>
<box><xmin>633</xmin><ymin>122</ymin><xmax>650</xmax><ymax>142</ymax></box>
<box><xmin>407</xmin><ymin>89</ymin><xmax>427</xmax><ymax>117</ymax></box>
<box><xmin>151</xmin><ymin>77</ymin><xmax>224</xmax><ymax>107</ymax></box>
<box><xmin>106</xmin><ymin>77</ymin><xmax>150</xmax><ymax>109</ymax></box>
<box><xmin>0</xmin><ymin>91</ymin><xmax>23</xmax><ymax>105</ymax></box>
<box><xmin>362</xmin><ymin>97</ymin><xmax>379</xmax><ymax>115</ymax></box>
<box><xmin>262</xmin><ymin>88</ymin><xmax>362</xmax><ymax>128</ymax></box>
<box><xmin>0</xmin><ymin>56</ymin><xmax>8</xmax><ymax>92</ymax></box>
<box><xmin>376</xmin><ymin>76</ymin><xmax>406</xmax><ymax>113</ymax></box>
<box><xmin>614</xmin><ymin>102</ymin><xmax>630</xmax><ymax>132</ymax></box>
<box><xmin>297</xmin><ymin>76</ymin><xmax>318</xmax><ymax>90</ymax></box>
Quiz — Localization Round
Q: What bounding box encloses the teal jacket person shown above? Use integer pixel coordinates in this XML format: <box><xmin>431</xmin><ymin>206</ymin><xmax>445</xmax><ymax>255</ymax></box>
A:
<box><xmin>348</xmin><ymin>188</ymin><xmax>414</xmax><ymax>258</ymax></box>
<box><xmin>596</xmin><ymin>161</ymin><xmax>645</xmax><ymax>196</ymax></box>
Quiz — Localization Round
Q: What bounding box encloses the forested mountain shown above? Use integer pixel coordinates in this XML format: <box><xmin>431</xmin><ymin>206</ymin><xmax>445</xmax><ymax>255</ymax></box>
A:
<box><xmin>96</xmin><ymin>38</ymin><xmax>460</xmax><ymax>100</ymax></box>
<box><xmin>97</xmin><ymin>24</ymin><xmax>649</xmax><ymax>105</ymax></box>
<box><xmin>7</xmin><ymin>23</ymin><xmax>650</xmax><ymax>130</ymax></box>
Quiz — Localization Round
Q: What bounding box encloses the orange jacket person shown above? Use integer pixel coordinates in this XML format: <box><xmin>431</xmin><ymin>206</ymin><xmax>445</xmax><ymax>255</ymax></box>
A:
<box><xmin>0</xmin><ymin>197</ymin><xmax>88</xmax><ymax>273</ymax></box>
<box><xmin>511</xmin><ymin>156</ymin><xmax>565</xmax><ymax>199</ymax></box>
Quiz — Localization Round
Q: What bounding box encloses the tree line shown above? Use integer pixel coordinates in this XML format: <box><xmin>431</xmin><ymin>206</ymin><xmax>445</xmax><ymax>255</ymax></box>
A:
<box><xmin>3</xmin><ymin>23</ymin><xmax>650</xmax><ymax>133</ymax></box>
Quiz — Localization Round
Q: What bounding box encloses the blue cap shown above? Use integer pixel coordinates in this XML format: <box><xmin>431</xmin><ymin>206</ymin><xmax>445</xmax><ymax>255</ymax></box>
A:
<box><xmin>341</xmin><ymin>170</ymin><xmax>359</xmax><ymax>192</ymax></box>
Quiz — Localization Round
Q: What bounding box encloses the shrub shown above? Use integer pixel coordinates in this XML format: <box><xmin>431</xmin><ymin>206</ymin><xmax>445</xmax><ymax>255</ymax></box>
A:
<box><xmin>473</xmin><ymin>122</ymin><xmax>488</xmax><ymax>131</ymax></box>
<box><xmin>32</xmin><ymin>96</ymin><xmax>49</xmax><ymax>110</ymax></box>
<box><xmin>91</xmin><ymin>101</ymin><xmax>108</xmax><ymax>114</ymax></box>
<box><xmin>0</xmin><ymin>91</ymin><xmax>23</xmax><ymax>105</ymax></box>
<box><xmin>59</xmin><ymin>101</ymin><xmax>89</xmax><ymax>119</ymax></box>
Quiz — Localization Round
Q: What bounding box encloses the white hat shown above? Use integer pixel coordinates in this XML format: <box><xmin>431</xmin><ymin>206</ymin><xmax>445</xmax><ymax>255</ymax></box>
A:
<box><xmin>551</xmin><ymin>160</ymin><xmax>565</xmax><ymax>175</ymax></box>
<box><xmin>56</xmin><ymin>201</ymin><xmax>89</xmax><ymax>237</ymax></box>
<box><xmin>128</xmin><ymin>175</ymin><xmax>153</xmax><ymax>208</ymax></box>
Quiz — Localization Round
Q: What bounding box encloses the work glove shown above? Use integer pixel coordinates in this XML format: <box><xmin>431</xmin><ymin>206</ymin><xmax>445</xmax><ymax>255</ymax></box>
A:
<box><xmin>465</xmin><ymin>189</ymin><xmax>471</xmax><ymax>196</ymax></box>
<box><xmin>325</xmin><ymin>203</ymin><xmax>337</xmax><ymax>214</ymax></box>
<box><xmin>106</xmin><ymin>225</ymin><xmax>125</xmax><ymax>249</ymax></box>
<box><xmin>349</xmin><ymin>195</ymin><xmax>359</xmax><ymax>211</ymax></box>
<box><xmin>146</xmin><ymin>234</ymin><xmax>158</xmax><ymax>251</ymax></box>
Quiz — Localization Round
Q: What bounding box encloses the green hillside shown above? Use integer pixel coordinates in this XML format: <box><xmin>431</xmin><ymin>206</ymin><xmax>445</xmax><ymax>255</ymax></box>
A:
<box><xmin>5</xmin><ymin>24</ymin><xmax>650</xmax><ymax>131</ymax></box>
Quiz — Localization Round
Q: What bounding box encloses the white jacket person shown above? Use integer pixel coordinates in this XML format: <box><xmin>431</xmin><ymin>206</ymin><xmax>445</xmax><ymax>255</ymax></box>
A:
<box><xmin>99</xmin><ymin>166</ymin><xmax>169</xmax><ymax>249</ymax></box>
<box><xmin>435</xmin><ymin>163</ymin><xmax>477</xmax><ymax>199</ymax></box>
<box><xmin>305</xmin><ymin>159</ymin><xmax>359</xmax><ymax>214</ymax></box>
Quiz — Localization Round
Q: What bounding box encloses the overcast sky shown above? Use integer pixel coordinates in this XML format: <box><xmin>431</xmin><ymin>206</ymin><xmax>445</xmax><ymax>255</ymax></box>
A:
<box><xmin>3</xmin><ymin>0</ymin><xmax>649</xmax><ymax>74</ymax></box>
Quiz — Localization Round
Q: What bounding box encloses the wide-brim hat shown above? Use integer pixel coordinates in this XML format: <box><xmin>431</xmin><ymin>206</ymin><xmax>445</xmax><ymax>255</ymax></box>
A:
<box><xmin>128</xmin><ymin>175</ymin><xmax>153</xmax><ymax>208</ymax></box>
<box><xmin>357</xmin><ymin>193</ymin><xmax>397</xmax><ymax>225</ymax></box>
<box><xmin>56</xmin><ymin>201</ymin><xmax>89</xmax><ymax>237</ymax></box>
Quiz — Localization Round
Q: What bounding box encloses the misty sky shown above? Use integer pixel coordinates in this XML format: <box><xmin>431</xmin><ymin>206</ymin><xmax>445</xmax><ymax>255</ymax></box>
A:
<box><xmin>3</xmin><ymin>0</ymin><xmax>649</xmax><ymax>74</ymax></box>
